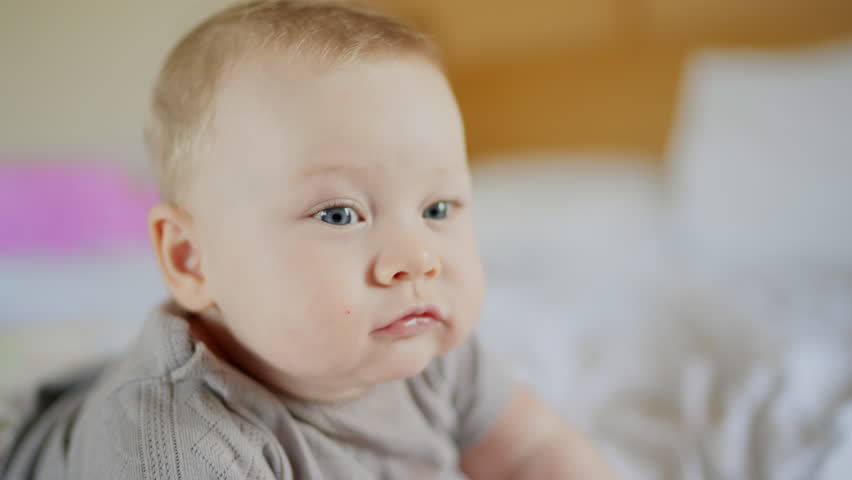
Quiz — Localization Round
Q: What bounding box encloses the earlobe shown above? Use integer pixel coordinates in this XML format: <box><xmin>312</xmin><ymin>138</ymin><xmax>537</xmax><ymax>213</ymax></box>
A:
<box><xmin>148</xmin><ymin>203</ymin><xmax>214</xmax><ymax>312</ymax></box>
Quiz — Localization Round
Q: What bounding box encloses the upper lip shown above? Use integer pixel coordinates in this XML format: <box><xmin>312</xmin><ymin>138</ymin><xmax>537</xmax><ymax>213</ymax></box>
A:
<box><xmin>374</xmin><ymin>304</ymin><xmax>444</xmax><ymax>331</ymax></box>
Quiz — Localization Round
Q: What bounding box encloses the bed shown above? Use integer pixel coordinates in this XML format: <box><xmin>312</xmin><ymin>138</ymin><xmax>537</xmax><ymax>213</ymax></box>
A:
<box><xmin>2</xmin><ymin>39</ymin><xmax>852</xmax><ymax>480</ymax></box>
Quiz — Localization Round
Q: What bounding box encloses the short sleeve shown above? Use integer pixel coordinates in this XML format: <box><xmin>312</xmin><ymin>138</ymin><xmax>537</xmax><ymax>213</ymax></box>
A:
<box><xmin>445</xmin><ymin>335</ymin><xmax>513</xmax><ymax>450</ymax></box>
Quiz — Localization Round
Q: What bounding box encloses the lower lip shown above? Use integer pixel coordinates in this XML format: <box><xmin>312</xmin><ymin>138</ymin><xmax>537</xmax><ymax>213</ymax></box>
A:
<box><xmin>373</xmin><ymin>316</ymin><xmax>440</xmax><ymax>338</ymax></box>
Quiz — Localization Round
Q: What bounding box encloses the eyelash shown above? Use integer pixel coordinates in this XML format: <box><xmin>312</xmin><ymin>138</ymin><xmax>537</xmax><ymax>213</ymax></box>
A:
<box><xmin>308</xmin><ymin>199</ymin><xmax>464</xmax><ymax>222</ymax></box>
<box><xmin>309</xmin><ymin>199</ymin><xmax>362</xmax><ymax>217</ymax></box>
<box><xmin>441</xmin><ymin>198</ymin><xmax>466</xmax><ymax>211</ymax></box>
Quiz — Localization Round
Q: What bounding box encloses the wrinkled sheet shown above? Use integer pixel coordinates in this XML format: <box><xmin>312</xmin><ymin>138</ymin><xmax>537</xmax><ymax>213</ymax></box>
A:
<box><xmin>479</xmin><ymin>266</ymin><xmax>852</xmax><ymax>480</ymax></box>
<box><xmin>3</xmin><ymin>160</ymin><xmax>852</xmax><ymax>479</ymax></box>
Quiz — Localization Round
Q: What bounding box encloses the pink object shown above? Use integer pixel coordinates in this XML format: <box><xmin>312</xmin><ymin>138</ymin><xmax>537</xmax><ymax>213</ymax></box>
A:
<box><xmin>0</xmin><ymin>162</ymin><xmax>160</xmax><ymax>254</ymax></box>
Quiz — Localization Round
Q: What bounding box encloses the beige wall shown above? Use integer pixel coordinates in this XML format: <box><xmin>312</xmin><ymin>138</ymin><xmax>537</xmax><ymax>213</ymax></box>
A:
<box><xmin>371</xmin><ymin>0</ymin><xmax>852</xmax><ymax>159</ymax></box>
<box><xmin>0</xmin><ymin>0</ymin><xmax>235</xmax><ymax>166</ymax></box>
<box><xmin>3</xmin><ymin>0</ymin><xmax>851</xmax><ymax>166</ymax></box>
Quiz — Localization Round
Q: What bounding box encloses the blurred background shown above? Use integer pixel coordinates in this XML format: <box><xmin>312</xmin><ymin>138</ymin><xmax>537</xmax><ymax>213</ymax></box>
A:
<box><xmin>2</xmin><ymin>1</ymin><xmax>852</xmax><ymax>478</ymax></box>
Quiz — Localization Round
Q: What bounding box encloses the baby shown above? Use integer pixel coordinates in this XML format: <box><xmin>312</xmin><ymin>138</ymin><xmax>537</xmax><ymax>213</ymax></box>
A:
<box><xmin>2</xmin><ymin>1</ymin><xmax>617</xmax><ymax>479</ymax></box>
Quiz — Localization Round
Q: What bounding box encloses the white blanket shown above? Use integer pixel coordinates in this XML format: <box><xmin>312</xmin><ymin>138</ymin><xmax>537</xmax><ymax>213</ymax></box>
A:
<box><xmin>3</xmin><ymin>159</ymin><xmax>852</xmax><ymax>479</ymax></box>
<box><xmin>479</xmin><ymin>266</ymin><xmax>852</xmax><ymax>479</ymax></box>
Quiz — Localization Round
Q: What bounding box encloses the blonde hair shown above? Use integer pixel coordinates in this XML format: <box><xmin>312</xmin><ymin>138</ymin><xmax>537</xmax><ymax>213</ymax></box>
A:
<box><xmin>145</xmin><ymin>0</ymin><xmax>438</xmax><ymax>204</ymax></box>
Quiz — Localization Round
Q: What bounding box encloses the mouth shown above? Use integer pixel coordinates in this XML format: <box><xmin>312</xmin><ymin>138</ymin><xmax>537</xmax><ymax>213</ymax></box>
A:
<box><xmin>372</xmin><ymin>305</ymin><xmax>445</xmax><ymax>338</ymax></box>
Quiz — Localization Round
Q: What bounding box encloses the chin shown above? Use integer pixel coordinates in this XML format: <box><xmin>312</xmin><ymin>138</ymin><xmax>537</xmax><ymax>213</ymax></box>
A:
<box><xmin>373</xmin><ymin>334</ymin><xmax>443</xmax><ymax>382</ymax></box>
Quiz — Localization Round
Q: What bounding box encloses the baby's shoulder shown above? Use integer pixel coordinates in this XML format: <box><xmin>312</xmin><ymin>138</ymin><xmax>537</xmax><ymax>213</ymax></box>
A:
<box><xmin>71</xmin><ymin>372</ymin><xmax>283</xmax><ymax>479</ymax></box>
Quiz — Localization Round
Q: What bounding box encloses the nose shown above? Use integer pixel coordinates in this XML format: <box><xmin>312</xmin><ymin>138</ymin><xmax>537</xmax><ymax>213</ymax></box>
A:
<box><xmin>373</xmin><ymin>236</ymin><xmax>442</xmax><ymax>286</ymax></box>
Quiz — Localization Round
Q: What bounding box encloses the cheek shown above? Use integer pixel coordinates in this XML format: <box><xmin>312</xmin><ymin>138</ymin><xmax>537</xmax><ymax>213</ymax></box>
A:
<box><xmin>454</xmin><ymin>222</ymin><xmax>484</xmax><ymax>283</ymax></box>
<box><xmin>285</xmin><ymin>235</ymin><xmax>360</xmax><ymax>294</ymax></box>
<box><xmin>274</xmin><ymin>235</ymin><xmax>368</xmax><ymax>334</ymax></box>
<box><xmin>224</xmin><ymin>235</ymin><xmax>369</xmax><ymax>373</ymax></box>
<box><xmin>206</xmin><ymin>226</ymin><xmax>361</xmax><ymax>326</ymax></box>
<box><xmin>442</xmin><ymin>226</ymin><xmax>485</xmax><ymax>319</ymax></box>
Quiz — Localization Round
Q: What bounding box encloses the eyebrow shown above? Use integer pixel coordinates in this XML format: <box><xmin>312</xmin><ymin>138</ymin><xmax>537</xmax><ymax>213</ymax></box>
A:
<box><xmin>292</xmin><ymin>161</ymin><xmax>453</xmax><ymax>182</ymax></box>
<box><xmin>294</xmin><ymin>162</ymin><xmax>364</xmax><ymax>179</ymax></box>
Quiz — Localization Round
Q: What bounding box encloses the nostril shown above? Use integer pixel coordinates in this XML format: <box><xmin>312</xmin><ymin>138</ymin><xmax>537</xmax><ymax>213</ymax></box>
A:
<box><xmin>392</xmin><ymin>271</ymin><xmax>410</xmax><ymax>281</ymax></box>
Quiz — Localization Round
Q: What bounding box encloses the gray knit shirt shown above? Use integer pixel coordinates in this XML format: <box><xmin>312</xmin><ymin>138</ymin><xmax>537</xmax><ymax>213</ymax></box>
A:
<box><xmin>1</xmin><ymin>302</ymin><xmax>511</xmax><ymax>479</ymax></box>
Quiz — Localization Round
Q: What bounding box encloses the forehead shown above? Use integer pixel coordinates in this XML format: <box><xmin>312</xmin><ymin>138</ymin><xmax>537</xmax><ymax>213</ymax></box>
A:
<box><xmin>208</xmin><ymin>53</ymin><xmax>467</xmax><ymax>182</ymax></box>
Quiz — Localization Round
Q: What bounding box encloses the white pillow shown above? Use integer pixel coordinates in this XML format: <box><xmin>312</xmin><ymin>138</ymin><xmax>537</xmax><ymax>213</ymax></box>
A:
<box><xmin>471</xmin><ymin>153</ymin><xmax>669</xmax><ymax>293</ymax></box>
<box><xmin>667</xmin><ymin>40</ymin><xmax>852</xmax><ymax>268</ymax></box>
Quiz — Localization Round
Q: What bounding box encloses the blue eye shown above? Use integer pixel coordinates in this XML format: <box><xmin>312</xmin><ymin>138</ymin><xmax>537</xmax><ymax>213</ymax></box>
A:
<box><xmin>314</xmin><ymin>206</ymin><xmax>360</xmax><ymax>226</ymax></box>
<box><xmin>423</xmin><ymin>201</ymin><xmax>450</xmax><ymax>220</ymax></box>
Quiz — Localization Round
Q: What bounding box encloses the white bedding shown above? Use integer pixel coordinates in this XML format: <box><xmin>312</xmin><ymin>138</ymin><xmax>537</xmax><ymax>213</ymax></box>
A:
<box><xmin>482</xmin><ymin>263</ymin><xmax>852</xmax><ymax>479</ymax></box>
<box><xmin>471</xmin><ymin>155</ymin><xmax>852</xmax><ymax>479</ymax></box>
<box><xmin>4</xmin><ymin>40</ymin><xmax>852</xmax><ymax>478</ymax></box>
<box><xmin>3</xmin><ymin>158</ymin><xmax>851</xmax><ymax>479</ymax></box>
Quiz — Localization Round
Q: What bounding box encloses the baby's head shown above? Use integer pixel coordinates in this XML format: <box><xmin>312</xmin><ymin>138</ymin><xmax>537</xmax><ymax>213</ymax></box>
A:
<box><xmin>146</xmin><ymin>0</ymin><xmax>484</xmax><ymax>402</ymax></box>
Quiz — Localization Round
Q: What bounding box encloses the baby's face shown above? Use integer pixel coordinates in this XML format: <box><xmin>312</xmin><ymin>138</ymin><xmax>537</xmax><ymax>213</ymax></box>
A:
<box><xmin>189</xmin><ymin>55</ymin><xmax>483</xmax><ymax>401</ymax></box>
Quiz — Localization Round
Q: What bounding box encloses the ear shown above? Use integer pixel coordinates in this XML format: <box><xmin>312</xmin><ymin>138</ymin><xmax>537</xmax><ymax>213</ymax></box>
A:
<box><xmin>148</xmin><ymin>203</ymin><xmax>214</xmax><ymax>312</ymax></box>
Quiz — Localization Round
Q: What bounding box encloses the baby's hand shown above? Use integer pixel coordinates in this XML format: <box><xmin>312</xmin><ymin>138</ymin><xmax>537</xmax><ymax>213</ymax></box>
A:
<box><xmin>460</xmin><ymin>384</ymin><xmax>619</xmax><ymax>480</ymax></box>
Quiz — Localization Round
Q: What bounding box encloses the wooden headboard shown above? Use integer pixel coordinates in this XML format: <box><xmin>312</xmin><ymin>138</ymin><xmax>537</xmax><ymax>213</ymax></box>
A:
<box><xmin>367</xmin><ymin>0</ymin><xmax>852</xmax><ymax>161</ymax></box>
